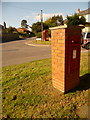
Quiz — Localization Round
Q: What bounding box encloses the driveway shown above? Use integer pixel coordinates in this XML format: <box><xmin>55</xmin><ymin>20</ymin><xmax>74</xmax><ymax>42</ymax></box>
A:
<box><xmin>2</xmin><ymin>39</ymin><xmax>51</xmax><ymax>67</ymax></box>
<box><xmin>1</xmin><ymin>38</ymin><xmax>89</xmax><ymax>67</ymax></box>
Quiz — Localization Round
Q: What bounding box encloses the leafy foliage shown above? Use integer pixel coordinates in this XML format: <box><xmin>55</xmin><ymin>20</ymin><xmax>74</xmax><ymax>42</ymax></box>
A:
<box><xmin>3</xmin><ymin>26</ymin><xmax>18</xmax><ymax>34</ymax></box>
<box><xmin>45</xmin><ymin>15</ymin><xmax>64</xmax><ymax>27</ymax></box>
<box><xmin>19</xmin><ymin>31</ymin><xmax>35</xmax><ymax>38</ymax></box>
<box><xmin>66</xmin><ymin>13</ymin><xmax>86</xmax><ymax>26</ymax></box>
<box><xmin>21</xmin><ymin>20</ymin><xmax>28</xmax><ymax>28</ymax></box>
<box><xmin>31</xmin><ymin>15</ymin><xmax>64</xmax><ymax>37</ymax></box>
<box><xmin>32</xmin><ymin>22</ymin><xmax>49</xmax><ymax>34</ymax></box>
<box><xmin>36</xmin><ymin>32</ymin><xmax>42</xmax><ymax>38</ymax></box>
<box><xmin>48</xmin><ymin>29</ymin><xmax>51</xmax><ymax>37</ymax></box>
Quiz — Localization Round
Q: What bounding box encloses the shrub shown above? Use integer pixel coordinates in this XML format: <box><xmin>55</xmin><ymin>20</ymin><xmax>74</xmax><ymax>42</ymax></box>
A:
<box><xmin>5</xmin><ymin>27</ymin><xmax>18</xmax><ymax>34</ymax></box>
<box><xmin>18</xmin><ymin>31</ymin><xmax>35</xmax><ymax>38</ymax></box>
<box><xmin>29</xmin><ymin>32</ymin><xmax>35</xmax><ymax>37</ymax></box>
<box><xmin>36</xmin><ymin>32</ymin><xmax>42</xmax><ymax>38</ymax></box>
<box><xmin>66</xmin><ymin>13</ymin><xmax>86</xmax><ymax>26</ymax></box>
<box><xmin>18</xmin><ymin>32</ymin><xmax>26</xmax><ymax>38</ymax></box>
<box><xmin>48</xmin><ymin>29</ymin><xmax>51</xmax><ymax>37</ymax></box>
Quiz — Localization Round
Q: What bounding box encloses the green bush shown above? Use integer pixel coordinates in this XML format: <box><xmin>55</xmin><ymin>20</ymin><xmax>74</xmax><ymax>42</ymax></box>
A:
<box><xmin>36</xmin><ymin>32</ymin><xmax>42</xmax><ymax>38</ymax></box>
<box><xmin>18</xmin><ymin>32</ymin><xmax>26</xmax><ymax>38</ymax></box>
<box><xmin>19</xmin><ymin>32</ymin><xmax>35</xmax><ymax>38</ymax></box>
<box><xmin>48</xmin><ymin>29</ymin><xmax>51</xmax><ymax>37</ymax></box>
<box><xmin>3</xmin><ymin>27</ymin><xmax>18</xmax><ymax>34</ymax></box>
<box><xmin>36</xmin><ymin>30</ymin><xmax>51</xmax><ymax>38</ymax></box>
<box><xmin>66</xmin><ymin>13</ymin><xmax>86</xmax><ymax>26</ymax></box>
<box><xmin>29</xmin><ymin>32</ymin><xmax>35</xmax><ymax>37</ymax></box>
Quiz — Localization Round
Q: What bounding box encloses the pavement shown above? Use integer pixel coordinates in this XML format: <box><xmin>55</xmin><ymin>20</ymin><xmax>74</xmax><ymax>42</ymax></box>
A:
<box><xmin>25</xmin><ymin>38</ymin><xmax>90</xmax><ymax>53</ymax></box>
<box><xmin>25</xmin><ymin>38</ymin><xmax>51</xmax><ymax>47</ymax></box>
<box><xmin>1</xmin><ymin>38</ymin><xmax>90</xmax><ymax>67</ymax></box>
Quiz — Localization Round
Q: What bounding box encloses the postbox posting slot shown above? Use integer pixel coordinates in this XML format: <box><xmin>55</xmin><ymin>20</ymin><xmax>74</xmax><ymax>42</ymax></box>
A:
<box><xmin>72</xmin><ymin>41</ymin><xmax>78</xmax><ymax>44</ymax></box>
<box><xmin>69</xmin><ymin>34</ymin><xmax>81</xmax><ymax>44</ymax></box>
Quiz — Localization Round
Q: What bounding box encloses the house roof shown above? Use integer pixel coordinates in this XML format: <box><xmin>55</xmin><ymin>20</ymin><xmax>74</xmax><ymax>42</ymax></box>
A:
<box><xmin>78</xmin><ymin>8</ymin><xmax>90</xmax><ymax>15</ymax></box>
<box><xmin>17</xmin><ymin>28</ymin><xmax>30</xmax><ymax>32</ymax></box>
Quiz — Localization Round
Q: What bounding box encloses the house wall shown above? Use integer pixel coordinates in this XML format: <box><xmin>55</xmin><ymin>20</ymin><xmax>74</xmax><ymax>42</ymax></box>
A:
<box><xmin>82</xmin><ymin>14</ymin><xmax>90</xmax><ymax>32</ymax></box>
<box><xmin>84</xmin><ymin>14</ymin><xmax>90</xmax><ymax>22</ymax></box>
<box><xmin>82</xmin><ymin>27</ymin><xmax>90</xmax><ymax>32</ymax></box>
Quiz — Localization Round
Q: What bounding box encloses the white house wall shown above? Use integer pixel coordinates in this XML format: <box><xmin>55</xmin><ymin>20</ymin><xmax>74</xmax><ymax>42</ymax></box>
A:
<box><xmin>84</xmin><ymin>14</ymin><xmax>90</xmax><ymax>22</ymax></box>
<box><xmin>82</xmin><ymin>27</ymin><xmax>90</xmax><ymax>32</ymax></box>
<box><xmin>82</xmin><ymin>14</ymin><xmax>90</xmax><ymax>32</ymax></box>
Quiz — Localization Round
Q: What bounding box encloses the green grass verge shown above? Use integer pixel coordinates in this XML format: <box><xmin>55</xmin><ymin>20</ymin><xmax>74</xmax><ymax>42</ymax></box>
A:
<box><xmin>32</xmin><ymin>40</ymin><xmax>51</xmax><ymax>45</ymax></box>
<box><xmin>2</xmin><ymin>52</ymin><xmax>90</xmax><ymax>118</ymax></box>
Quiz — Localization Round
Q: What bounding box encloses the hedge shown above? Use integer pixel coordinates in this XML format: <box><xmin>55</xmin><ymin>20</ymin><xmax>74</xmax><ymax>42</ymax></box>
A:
<box><xmin>0</xmin><ymin>33</ymin><xmax>19</xmax><ymax>43</ymax></box>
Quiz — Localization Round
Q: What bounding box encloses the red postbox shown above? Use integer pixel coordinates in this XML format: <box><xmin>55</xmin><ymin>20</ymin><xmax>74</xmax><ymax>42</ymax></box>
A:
<box><xmin>50</xmin><ymin>25</ymin><xmax>84</xmax><ymax>93</ymax></box>
<box><xmin>68</xmin><ymin>30</ymin><xmax>81</xmax><ymax>74</ymax></box>
<box><xmin>42</xmin><ymin>30</ymin><xmax>48</xmax><ymax>41</ymax></box>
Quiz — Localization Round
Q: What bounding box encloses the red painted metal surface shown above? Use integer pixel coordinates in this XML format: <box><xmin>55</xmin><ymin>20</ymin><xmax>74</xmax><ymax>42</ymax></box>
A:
<box><xmin>68</xmin><ymin>33</ymin><xmax>81</xmax><ymax>74</ymax></box>
<box><xmin>43</xmin><ymin>30</ymin><xmax>48</xmax><ymax>41</ymax></box>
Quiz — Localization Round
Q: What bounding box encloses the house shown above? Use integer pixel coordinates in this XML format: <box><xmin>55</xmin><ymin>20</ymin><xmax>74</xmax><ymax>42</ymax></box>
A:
<box><xmin>0</xmin><ymin>24</ymin><xmax>4</xmax><ymax>34</ymax></box>
<box><xmin>17</xmin><ymin>28</ymin><xmax>31</xmax><ymax>37</ymax></box>
<box><xmin>77</xmin><ymin>8</ymin><xmax>90</xmax><ymax>32</ymax></box>
<box><xmin>0</xmin><ymin>24</ymin><xmax>4</xmax><ymax>29</ymax></box>
<box><xmin>17</xmin><ymin>28</ymin><xmax>30</xmax><ymax>33</ymax></box>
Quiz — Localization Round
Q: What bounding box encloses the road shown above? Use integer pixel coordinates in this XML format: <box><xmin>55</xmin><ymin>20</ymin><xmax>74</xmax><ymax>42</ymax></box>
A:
<box><xmin>2</xmin><ymin>39</ymin><xmax>51</xmax><ymax>67</ymax></box>
<box><xmin>1</xmin><ymin>38</ymin><xmax>89</xmax><ymax>67</ymax></box>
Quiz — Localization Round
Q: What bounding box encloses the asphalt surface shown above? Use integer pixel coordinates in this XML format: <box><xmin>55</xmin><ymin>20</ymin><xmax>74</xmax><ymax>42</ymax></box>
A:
<box><xmin>1</xmin><ymin>38</ymin><xmax>89</xmax><ymax>67</ymax></box>
<box><xmin>2</xmin><ymin>39</ymin><xmax>51</xmax><ymax>67</ymax></box>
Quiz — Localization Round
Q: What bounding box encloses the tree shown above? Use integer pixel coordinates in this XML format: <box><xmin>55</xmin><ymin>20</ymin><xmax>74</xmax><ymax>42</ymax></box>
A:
<box><xmin>32</xmin><ymin>22</ymin><xmax>49</xmax><ymax>34</ymax></box>
<box><xmin>31</xmin><ymin>15</ymin><xmax>64</xmax><ymax>37</ymax></box>
<box><xmin>3</xmin><ymin>22</ymin><xmax>6</xmax><ymax>29</ymax></box>
<box><xmin>66</xmin><ymin>13</ymin><xmax>86</xmax><ymax>26</ymax></box>
<box><xmin>21</xmin><ymin>20</ymin><xmax>28</xmax><ymax>28</ymax></box>
<box><xmin>56</xmin><ymin>15</ymin><xmax>64</xmax><ymax>25</ymax></box>
<box><xmin>44</xmin><ymin>15</ymin><xmax>64</xmax><ymax>27</ymax></box>
<box><xmin>5</xmin><ymin>26</ymin><xmax>18</xmax><ymax>33</ymax></box>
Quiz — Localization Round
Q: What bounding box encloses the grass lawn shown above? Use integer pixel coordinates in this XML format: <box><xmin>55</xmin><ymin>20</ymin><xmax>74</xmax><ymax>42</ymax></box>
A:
<box><xmin>2</xmin><ymin>52</ymin><xmax>90</xmax><ymax>119</ymax></box>
<box><xmin>32</xmin><ymin>40</ymin><xmax>51</xmax><ymax>45</ymax></box>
